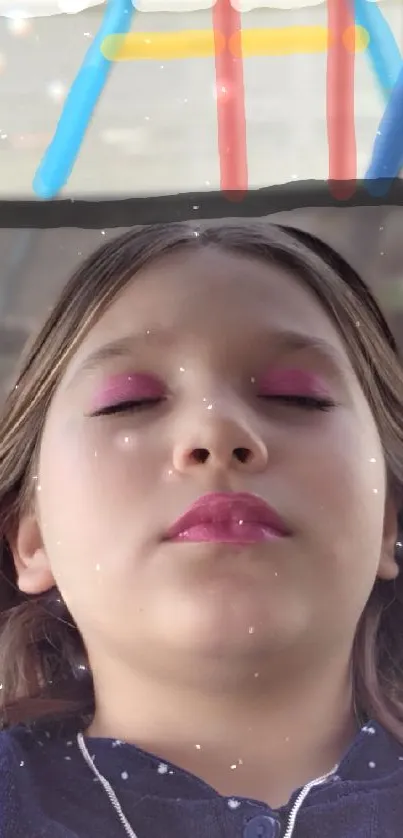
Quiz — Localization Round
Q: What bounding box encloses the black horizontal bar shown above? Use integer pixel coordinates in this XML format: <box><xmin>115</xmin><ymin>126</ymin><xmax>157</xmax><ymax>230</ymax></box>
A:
<box><xmin>1</xmin><ymin>180</ymin><xmax>402</xmax><ymax>228</ymax></box>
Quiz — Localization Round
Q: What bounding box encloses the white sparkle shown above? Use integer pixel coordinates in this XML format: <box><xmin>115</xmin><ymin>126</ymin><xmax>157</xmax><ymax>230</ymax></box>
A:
<box><xmin>158</xmin><ymin>763</ymin><xmax>168</xmax><ymax>774</ymax></box>
<box><xmin>47</xmin><ymin>81</ymin><xmax>66</xmax><ymax>103</ymax></box>
<box><xmin>7</xmin><ymin>17</ymin><xmax>31</xmax><ymax>35</ymax></box>
<box><xmin>228</xmin><ymin>798</ymin><xmax>241</xmax><ymax>809</ymax></box>
<box><xmin>363</xmin><ymin>725</ymin><xmax>376</xmax><ymax>735</ymax></box>
<box><xmin>368</xmin><ymin>761</ymin><xmax>376</xmax><ymax>768</ymax></box>
<box><xmin>121</xmin><ymin>771</ymin><xmax>129</xmax><ymax>780</ymax></box>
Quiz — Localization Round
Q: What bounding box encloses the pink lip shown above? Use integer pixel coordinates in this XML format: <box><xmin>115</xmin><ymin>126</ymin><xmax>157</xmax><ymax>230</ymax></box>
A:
<box><xmin>165</xmin><ymin>493</ymin><xmax>290</xmax><ymax>544</ymax></box>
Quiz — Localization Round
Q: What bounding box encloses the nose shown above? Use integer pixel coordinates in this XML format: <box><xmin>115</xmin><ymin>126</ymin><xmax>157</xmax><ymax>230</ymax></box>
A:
<box><xmin>172</xmin><ymin>402</ymin><xmax>268</xmax><ymax>475</ymax></box>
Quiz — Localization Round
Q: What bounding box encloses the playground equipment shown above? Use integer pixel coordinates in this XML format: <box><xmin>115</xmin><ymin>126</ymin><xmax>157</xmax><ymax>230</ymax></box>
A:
<box><xmin>8</xmin><ymin>0</ymin><xmax>403</xmax><ymax>199</ymax></box>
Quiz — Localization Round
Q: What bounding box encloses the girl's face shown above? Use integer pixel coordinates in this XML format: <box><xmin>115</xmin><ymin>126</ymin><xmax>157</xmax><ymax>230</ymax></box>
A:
<box><xmin>15</xmin><ymin>247</ymin><xmax>398</xmax><ymax>677</ymax></box>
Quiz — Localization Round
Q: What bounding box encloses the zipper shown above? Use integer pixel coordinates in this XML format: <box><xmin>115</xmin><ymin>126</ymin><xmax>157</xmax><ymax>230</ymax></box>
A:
<box><xmin>282</xmin><ymin>764</ymin><xmax>339</xmax><ymax>838</ymax></box>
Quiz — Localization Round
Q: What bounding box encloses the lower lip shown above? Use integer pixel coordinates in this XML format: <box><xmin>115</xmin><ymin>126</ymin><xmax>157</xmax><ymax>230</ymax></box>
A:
<box><xmin>169</xmin><ymin>522</ymin><xmax>284</xmax><ymax>544</ymax></box>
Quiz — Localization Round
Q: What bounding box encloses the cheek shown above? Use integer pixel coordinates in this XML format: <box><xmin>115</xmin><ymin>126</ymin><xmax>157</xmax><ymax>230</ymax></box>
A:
<box><xmin>37</xmin><ymin>421</ymin><xmax>162</xmax><ymax>580</ymax></box>
<box><xmin>289</xmin><ymin>407</ymin><xmax>386</xmax><ymax>568</ymax></box>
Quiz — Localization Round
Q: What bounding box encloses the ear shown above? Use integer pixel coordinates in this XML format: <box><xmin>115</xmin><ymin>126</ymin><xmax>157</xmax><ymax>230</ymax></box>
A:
<box><xmin>10</xmin><ymin>513</ymin><xmax>55</xmax><ymax>595</ymax></box>
<box><xmin>377</xmin><ymin>492</ymin><xmax>400</xmax><ymax>582</ymax></box>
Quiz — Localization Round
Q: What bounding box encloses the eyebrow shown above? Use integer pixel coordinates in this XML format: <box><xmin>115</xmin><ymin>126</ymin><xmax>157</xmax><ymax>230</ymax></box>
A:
<box><xmin>66</xmin><ymin>328</ymin><xmax>347</xmax><ymax>389</ymax></box>
<box><xmin>65</xmin><ymin>331</ymin><xmax>174</xmax><ymax>389</ymax></box>
<box><xmin>268</xmin><ymin>331</ymin><xmax>347</xmax><ymax>368</ymax></box>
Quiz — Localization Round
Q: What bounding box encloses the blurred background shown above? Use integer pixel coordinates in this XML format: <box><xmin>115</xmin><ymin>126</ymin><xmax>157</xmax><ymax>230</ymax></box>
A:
<box><xmin>0</xmin><ymin>2</ymin><xmax>402</xmax><ymax>393</ymax></box>
<box><xmin>0</xmin><ymin>0</ymin><xmax>402</xmax><ymax>194</ymax></box>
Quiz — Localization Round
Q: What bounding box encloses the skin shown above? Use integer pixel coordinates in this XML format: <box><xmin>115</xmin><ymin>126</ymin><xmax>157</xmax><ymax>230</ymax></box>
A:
<box><xmin>13</xmin><ymin>247</ymin><xmax>398</xmax><ymax>807</ymax></box>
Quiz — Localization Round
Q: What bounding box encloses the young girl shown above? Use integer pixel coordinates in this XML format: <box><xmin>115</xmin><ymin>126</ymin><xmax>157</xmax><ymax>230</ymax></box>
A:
<box><xmin>0</xmin><ymin>221</ymin><xmax>402</xmax><ymax>838</ymax></box>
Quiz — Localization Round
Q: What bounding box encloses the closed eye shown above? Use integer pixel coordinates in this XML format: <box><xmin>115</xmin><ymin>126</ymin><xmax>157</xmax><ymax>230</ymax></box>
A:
<box><xmin>91</xmin><ymin>398</ymin><xmax>164</xmax><ymax>417</ymax></box>
<box><xmin>259</xmin><ymin>395</ymin><xmax>335</xmax><ymax>411</ymax></box>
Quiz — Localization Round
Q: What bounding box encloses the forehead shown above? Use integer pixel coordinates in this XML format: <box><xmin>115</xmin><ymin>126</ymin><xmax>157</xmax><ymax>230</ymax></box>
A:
<box><xmin>68</xmin><ymin>246</ymin><xmax>350</xmax><ymax>369</ymax></box>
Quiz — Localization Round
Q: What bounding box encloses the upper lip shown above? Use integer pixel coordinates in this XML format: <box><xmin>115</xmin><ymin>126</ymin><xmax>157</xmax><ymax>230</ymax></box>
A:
<box><xmin>165</xmin><ymin>492</ymin><xmax>290</xmax><ymax>539</ymax></box>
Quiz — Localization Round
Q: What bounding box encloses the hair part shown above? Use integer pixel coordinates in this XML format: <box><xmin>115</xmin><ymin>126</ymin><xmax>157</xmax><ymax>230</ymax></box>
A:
<box><xmin>0</xmin><ymin>220</ymin><xmax>402</xmax><ymax>737</ymax></box>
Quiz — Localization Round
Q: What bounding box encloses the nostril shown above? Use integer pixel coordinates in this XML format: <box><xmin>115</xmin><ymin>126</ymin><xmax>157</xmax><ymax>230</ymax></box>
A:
<box><xmin>190</xmin><ymin>448</ymin><xmax>210</xmax><ymax>464</ymax></box>
<box><xmin>234</xmin><ymin>447</ymin><xmax>252</xmax><ymax>464</ymax></box>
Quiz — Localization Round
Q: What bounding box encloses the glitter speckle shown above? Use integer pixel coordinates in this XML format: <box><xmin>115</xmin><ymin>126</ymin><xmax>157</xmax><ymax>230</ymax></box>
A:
<box><xmin>363</xmin><ymin>725</ymin><xmax>376</xmax><ymax>735</ymax></box>
<box><xmin>368</xmin><ymin>761</ymin><xmax>376</xmax><ymax>768</ymax></box>
<box><xmin>121</xmin><ymin>771</ymin><xmax>129</xmax><ymax>780</ymax></box>
<box><xmin>158</xmin><ymin>763</ymin><xmax>168</xmax><ymax>774</ymax></box>
<box><xmin>19</xmin><ymin>761</ymin><xmax>24</xmax><ymax>767</ymax></box>
<box><xmin>228</xmin><ymin>798</ymin><xmax>241</xmax><ymax>809</ymax></box>
<box><xmin>112</xmin><ymin>740</ymin><xmax>123</xmax><ymax>748</ymax></box>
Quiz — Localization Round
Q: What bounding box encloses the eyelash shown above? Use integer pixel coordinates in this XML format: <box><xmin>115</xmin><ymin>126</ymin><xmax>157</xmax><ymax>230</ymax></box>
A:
<box><xmin>92</xmin><ymin>394</ymin><xmax>335</xmax><ymax>417</ymax></box>
<box><xmin>259</xmin><ymin>395</ymin><xmax>335</xmax><ymax>412</ymax></box>
<box><xmin>92</xmin><ymin>399</ymin><xmax>163</xmax><ymax>417</ymax></box>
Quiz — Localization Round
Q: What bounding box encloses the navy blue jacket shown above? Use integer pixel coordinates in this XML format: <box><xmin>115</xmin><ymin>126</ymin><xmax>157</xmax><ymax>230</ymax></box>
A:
<box><xmin>0</xmin><ymin>718</ymin><xmax>403</xmax><ymax>838</ymax></box>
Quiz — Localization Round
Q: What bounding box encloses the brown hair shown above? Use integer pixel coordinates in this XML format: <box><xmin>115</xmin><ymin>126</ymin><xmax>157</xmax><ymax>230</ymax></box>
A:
<box><xmin>0</xmin><ymin>221</ymin><xmax>402</xmax><ymax>737</ymax></box>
